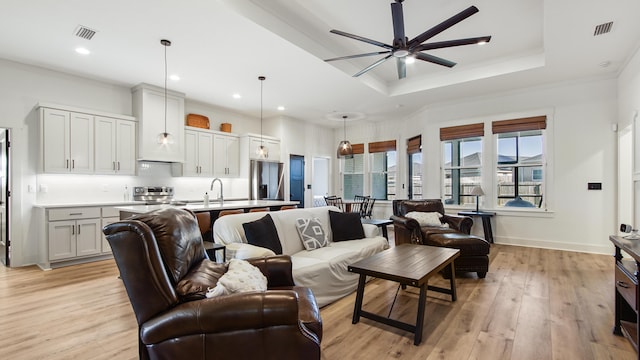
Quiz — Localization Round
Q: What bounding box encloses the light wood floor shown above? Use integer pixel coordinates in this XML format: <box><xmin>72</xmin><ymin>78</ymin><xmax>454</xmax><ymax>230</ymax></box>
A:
<box><xmin>0</xmin><ymin>244</ymin><xmax>636</xmax><ymax>360</ymax></box>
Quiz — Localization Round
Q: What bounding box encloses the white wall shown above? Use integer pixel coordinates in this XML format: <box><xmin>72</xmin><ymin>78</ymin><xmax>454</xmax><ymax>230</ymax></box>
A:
<box><xmin>341</xmin><ymin>77</ymin><xmax>619</xmax><ymax>254</ymax></box>
<box><xmin>618</xmin><ymin>46</ymin><xmax>640</xmax><ymax>230</ymax></box>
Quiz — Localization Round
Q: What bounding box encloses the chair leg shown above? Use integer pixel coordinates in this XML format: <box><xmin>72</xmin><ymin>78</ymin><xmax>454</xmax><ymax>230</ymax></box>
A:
<box><xmin>477</xmin><ymin>272</ymin><xmax>487</xmax><ymax>279</ymax></box>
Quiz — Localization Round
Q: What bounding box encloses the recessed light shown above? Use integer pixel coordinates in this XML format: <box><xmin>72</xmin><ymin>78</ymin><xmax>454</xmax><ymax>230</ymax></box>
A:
<box><xmin>169</xmin><ymin>74</ymin><xmax>180</xmax><ymax>81</ymax></box>
<box><xmin>277</xmin><ymin>106</ymin><xmax>285</xmax><ymax>111</ymax></box>
<box><xmin>75</xmin><ymin>47</ymin><xmax>90</xmax><ymax>55</ymax></box>
<box><xmin>477</xmin><ymin>40</ymin><xmax>488</xmax><ymax>46</ymax></box>
<box><xmin>599</xmin><ymin>61</ymin><xmax>611</xmax><ymax>68</ymax></box>
<box><xmin>233</xmin><ymin>93</ymin><xmax>241</xmax><ymax>99</ymax></box>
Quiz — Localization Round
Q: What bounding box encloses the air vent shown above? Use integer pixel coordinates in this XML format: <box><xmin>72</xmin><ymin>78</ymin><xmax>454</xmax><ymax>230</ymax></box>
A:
<box><xmin>74</xmin><ymin>25</ymin><xmax>97</xmax><ymax>40</ymax></box>
<box><xmin>593</xmin><ymin>21</ymin><xmax>613</xmax><ymax>36</ymax></box>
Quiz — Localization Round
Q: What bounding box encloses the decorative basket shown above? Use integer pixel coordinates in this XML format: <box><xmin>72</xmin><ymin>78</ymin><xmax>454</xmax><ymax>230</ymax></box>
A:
<box><xmin>186</xmin><ymin>114</ymin><xmax>210</xmax><ymax>129</ymax></box>
<box><xmin>220</xmin><ymin>123</ymin><xmax>232</xmax><ymax>133</ymax></box>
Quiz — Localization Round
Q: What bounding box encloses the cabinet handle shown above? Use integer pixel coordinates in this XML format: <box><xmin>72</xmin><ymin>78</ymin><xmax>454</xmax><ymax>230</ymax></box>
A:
<box><xmin>69</xmin><ymin>213</ymin><xmax>83</xmax><ymax>216</ymax></box>
<box><xmin>77</xmin><ymin>225</ymin><xmax>80</xmax><ymax>235</ymax></box>
<box><xmin>66</xmin><ymin>159</ymin><xmax>69</xmax><ymax>169</ymax></box>
<box><xmin>113</xmin><ymin>161</ymin><xmax>116</xmax><ymax>170</ymax></box>
<box><xmin>72</xmin><ymin>159</ymin><xmax>75</xmax><ymax>169</ymax></box>
<box><xmin>117</xmin><ymin>162</ymin><xmax>120</xmax><ymax>171</ymax></box>
<box><xmin>71</xmin><ymin>225</ymin><xmax>74</xmax><ymax>235</ymax></box>
<box><xmin>617</xmin><ymin>280</ymin><xmax>630</xmax><ymax>288</ymax></box>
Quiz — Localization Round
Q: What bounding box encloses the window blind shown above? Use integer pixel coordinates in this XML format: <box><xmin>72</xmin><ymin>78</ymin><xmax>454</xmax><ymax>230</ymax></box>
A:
<box><xmin>440</xmin><ymin>123</ymin><xmax>484</xmax><ymax>141</ymax></box>
<box><xmin>351</xmin><ymin>143</ymin><xmax>364</xmax><ymax>154</ymax></box>
<box><xmin>407</xmin><ymin>135</ymin><xmax>421</xmax><ymax>154</ymax></box>
<box><xmin>368</xmin><ymin>140</ymin><xmax>396</xmax><ymax>153</ymax></box>
<box><xmin>492</xmin><ymin>116</ymin><xmax>547</xmax><ymax>134</ymax></box>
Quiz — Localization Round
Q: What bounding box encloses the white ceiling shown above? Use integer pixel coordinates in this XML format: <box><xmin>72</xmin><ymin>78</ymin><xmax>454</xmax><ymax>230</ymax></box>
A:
<box><xmin>1</xmin><ymin>0</ymin><xmax>639</xmax><ymax>126</ymax></box>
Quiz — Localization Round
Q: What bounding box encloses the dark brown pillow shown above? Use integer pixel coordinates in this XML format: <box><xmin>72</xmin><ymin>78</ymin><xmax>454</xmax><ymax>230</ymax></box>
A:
<box><xmin>329</xmin><ymin>211</ymin><xmax>365</xmax><ymax>241</ymax></box>
<box><xmin>176</xmin><ymin>260</ymin><xmax>228</xmax><ymax>301</ymax></box>
<box><xmin>242</xmin><ymin>214</ymin><xmax>283</xmax><ymax>254</ymax></box>
<box><xmin>133</xmin><ymin>208</ymin><xmax>205</xmax><ymax>285</ymax></box>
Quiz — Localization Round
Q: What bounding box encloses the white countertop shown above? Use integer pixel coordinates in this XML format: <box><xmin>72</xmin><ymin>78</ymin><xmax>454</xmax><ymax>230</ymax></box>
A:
<box><xmin>115</xmin><ymin>200</ymin><xmax>299</xmax><ymax>214</ymax></box>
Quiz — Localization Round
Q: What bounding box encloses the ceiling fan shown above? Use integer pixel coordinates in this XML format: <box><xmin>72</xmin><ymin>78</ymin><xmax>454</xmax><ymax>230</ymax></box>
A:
<box><xmin>325</xmin><ymin>0</ymin><xmax>491</xmax><ymax>79</ymax></box>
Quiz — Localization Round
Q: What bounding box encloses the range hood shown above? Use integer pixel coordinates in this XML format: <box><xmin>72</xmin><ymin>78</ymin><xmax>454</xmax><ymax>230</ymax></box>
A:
<box><xmin>132</xmin><ymin>83</ymin><xmax>186</xmax><ymax>163</ymax></box>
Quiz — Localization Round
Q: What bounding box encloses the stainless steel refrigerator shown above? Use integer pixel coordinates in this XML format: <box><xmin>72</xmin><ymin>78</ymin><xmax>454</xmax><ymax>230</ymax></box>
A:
<box><xmin>250</xmin><ymin>160</ymin><xmax>284</xmax><ymax>200</ymax></box>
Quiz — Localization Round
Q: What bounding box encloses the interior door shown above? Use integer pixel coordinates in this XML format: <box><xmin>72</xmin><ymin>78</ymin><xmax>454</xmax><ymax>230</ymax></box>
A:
<box><xmin>290</xmin><ymin>155</ymin><xmax>305</xmax><ymax>207</ymax></box>
<box><xmin>0</xmin><ymin>129</ymin><xmax>9</xmax><ymax>266</ymax></box>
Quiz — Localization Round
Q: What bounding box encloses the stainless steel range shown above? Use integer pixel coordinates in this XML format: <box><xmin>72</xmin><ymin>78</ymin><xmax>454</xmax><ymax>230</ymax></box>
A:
<box><xmin>133</xmin><ymin>186</ymin><xmax>174</xmax><ymax>204</ymax></box>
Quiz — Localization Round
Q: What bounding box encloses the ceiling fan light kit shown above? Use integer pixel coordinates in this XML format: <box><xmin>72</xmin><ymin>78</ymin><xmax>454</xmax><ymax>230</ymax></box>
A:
<box><xmin>325</xmin><ymin>0</ymin><xmax>491</xmax><ymax>79</ymax></box>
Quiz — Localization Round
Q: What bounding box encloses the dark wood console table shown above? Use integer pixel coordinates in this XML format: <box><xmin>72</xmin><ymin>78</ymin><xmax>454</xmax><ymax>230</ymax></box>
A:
<box><xmin>610</xmin><ymin>235</ymin><xmax>640</xmax><ymax>357</ymax></box>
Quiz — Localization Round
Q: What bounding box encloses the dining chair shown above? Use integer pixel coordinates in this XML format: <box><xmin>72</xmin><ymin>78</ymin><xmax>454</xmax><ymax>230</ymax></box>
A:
<box><xmin>324</xmin><ymin>196</ymin><xmax>344</xmax><ymax>211</ymax></box>
<box><xmin>351</xmin><ymin>195</ymin><xmax>368</xmax><ymax>217</ymax></box>
<box><xmin>249</xmin><ymin>207</ymin><xmax>270</xmax><ymax>212</ymax></box>
<box><xmin>218</xmin><ymin>209</ymin><xmax>244</xmax><ymax>217</ymax></box>
<box><xmin>363</xmin><ymin>197</ymin><xmax>376</xmax><ymax>218</ymax></box>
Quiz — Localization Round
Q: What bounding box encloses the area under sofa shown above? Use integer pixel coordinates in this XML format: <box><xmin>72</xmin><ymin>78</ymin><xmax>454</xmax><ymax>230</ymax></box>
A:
<box><xmin>212</xmin><ymin>206</ymin><xmax>389</xmax><ymax>307</ymax></box>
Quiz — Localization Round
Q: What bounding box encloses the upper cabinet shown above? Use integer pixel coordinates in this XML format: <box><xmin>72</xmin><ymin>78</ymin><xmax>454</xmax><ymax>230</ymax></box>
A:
<box><xmin>172</xmin><ymin>127</ymin><xmax>239</xmax><ymax>177</ymax></box>
<box><xmin>244</xmin><ymin>134</ymin><xmax>281</xmax><ymax>161</ymax></box>
<box><xmin>94</xmin><ymin>117</ymin><xmax>137</xmax><ymax>175</ymax></box>
<box><xmin>39</xmin><ymin>103</ymin><xmax>137</xmax><ymax>175</ymax></box>
<box><xmin>214</xmin><ymin>133</ymin><xmax>240</xmax><ymax>177</ymax></box>
<box><xmin>41</xmin><ymin>108</ymin><xmax>94</xmax><ymax>174</ymax></box>
<box><xmin>132</xmin><ymin>83</ymin><xmax>185</xmax><ymax>163</ymax></box>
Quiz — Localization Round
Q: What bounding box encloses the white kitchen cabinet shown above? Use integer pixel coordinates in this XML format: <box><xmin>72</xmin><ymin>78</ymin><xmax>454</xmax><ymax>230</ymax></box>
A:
<box><xmin>247</xmin><ymin>135</ymin><xmax>281</xmax><ymax>161</ymax></box>
<box><xmin>173</xmin><ymin>128</ymin><xmax>214</xmax><ymax>177</ymax></box>
<box><xmin>132</xmin><ymin>83</ymin><xmax>185</xmax><ymax>163</ymax></box>
<box><xmin>95</xmin><ymin>117</ymin><xmax>137</xmax><ymax>175</ymax></box>
<box><xmin>41</xmin><ymin>108</ymin><xmax>94</xmax><ymax>173</ymax></box>
<box><xmin>214</xmin><ymin>133</ymin><xmax>239</xmax><ymax>177</ymax></box>
<box><xmin>101</xmin><ymin>207</ymin><xmax>121</xmax><ymax>254</ymax></box>
<box><xmin>47</xmin><ymin>207</ymin><xmax>101</xmax><ymax>261</ymax></box>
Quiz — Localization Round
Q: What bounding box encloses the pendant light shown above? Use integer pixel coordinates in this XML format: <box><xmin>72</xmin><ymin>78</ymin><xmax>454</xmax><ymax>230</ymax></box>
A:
<box><xmin>256</xmin><ymin>75</ymin><xmax>268</xmax><ymax>159</ymax></box>
<box><xmin>156</xmin><ymin>39</ymin><xmax>174</xmax><ymax>145</ymax></box>
<box><xmin>337</xmin><ymin>115</ymin><xmax>353</xmax><ymax>158</ymax></box>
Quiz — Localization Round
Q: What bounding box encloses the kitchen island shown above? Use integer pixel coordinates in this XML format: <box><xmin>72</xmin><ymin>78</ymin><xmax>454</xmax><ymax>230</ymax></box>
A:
<box><xmin>115</xmin><ymin>200</ymin><xmax>299</xmax><ymax>220</ymax></box>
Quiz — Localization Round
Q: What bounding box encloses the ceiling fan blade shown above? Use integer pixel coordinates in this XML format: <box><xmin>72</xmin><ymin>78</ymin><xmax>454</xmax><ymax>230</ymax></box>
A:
<box><xmin>408</xmin><ymin>6</ymin><xmax>479</xmax><ymax>47</ymax></box>
<box><xmin>391</xmin><ymin>2</ymin><xmax>406</xmax><ymax>47</ymax></box>
<box><xmin>415</xmin><ymin>52</ymin><xmax>456</xmax><ymax>68</ymax></box>
<box><xmin>330</xmin><ymin>29</ymin><xmax>394</xmax><ymax>50</ymax></box>
<box><xmin>325</xmin><ymin>51</ymin><xmax>392</xmax><ymax>62</ymax></box>
<box><xmin>396</xmin><ymin>57</ymin><xmax>406</xmax><ymax>79</ymax></box>
<box><xmin>353</xmin><ymin>54</ymin><xmax>393</xmax><ymax>77</ymax></box>
<box><xmin>414</xmin><ymin>36</ymin><xmax>491</xmax><ymax>52</ymax></box>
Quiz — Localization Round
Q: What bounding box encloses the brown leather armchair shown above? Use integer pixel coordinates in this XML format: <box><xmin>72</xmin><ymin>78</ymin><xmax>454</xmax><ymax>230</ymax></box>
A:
<box><xmin>391</xmin><ymin>199</ymin><xmax>490</xmax><ymax>278</ymax></box>
<box><xmin>103</xmin><ymin>207</ymin><xmax>322</xmax><ymax>360</ymax></box>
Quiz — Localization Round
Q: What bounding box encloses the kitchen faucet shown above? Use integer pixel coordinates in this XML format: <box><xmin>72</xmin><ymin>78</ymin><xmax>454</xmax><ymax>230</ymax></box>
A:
<box><xmin>210</xmin><ymin>178</ymin><xmax>223</xmax><ymax>204</ymax></box>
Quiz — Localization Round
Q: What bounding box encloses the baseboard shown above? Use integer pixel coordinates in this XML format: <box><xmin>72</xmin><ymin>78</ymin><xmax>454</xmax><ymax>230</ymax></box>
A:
<box><xmin>495</xmin><ymin>236</ymin><xmax>612</xmax><ymax>255</ymax></box>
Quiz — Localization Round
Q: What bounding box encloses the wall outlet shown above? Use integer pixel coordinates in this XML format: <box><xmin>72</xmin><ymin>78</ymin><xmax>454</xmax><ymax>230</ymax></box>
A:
<box><xmin>28</xmin><ymin>185</ymin><xmax>35</xmax><ymax>193</ymax></box>
<box><xmin>39</xmin><ymin>184</ymin><xmax>48</xmax><ymax>193</ymax></box>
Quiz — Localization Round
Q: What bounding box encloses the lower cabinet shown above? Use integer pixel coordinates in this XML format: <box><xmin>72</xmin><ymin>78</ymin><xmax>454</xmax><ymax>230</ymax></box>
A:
<box><xmin>101</xmin><ymin>207</ymin><xmax>121</xmax><ymax>254</ymax></box>
<box><xmin>45</xmin><ymin>207</ymin><xmax>104</xmax><ymax>264</ymax></box>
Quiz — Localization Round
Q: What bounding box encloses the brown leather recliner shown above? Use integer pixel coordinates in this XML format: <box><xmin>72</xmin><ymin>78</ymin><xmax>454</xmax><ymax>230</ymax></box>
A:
<box><xmin>103</xmin><ymin>207</ymin><xmax>322</xmax><ymax>360</ymax></box>
<box><xmin>391</xmin><ymin>199</ymin><xmax>490</xmax><ymax>278</ymax></box>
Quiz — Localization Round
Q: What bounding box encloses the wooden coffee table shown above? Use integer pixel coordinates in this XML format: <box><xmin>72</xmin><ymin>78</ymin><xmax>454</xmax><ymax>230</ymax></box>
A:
<box><xmin>348</xmin><ymin>244</ymin><xmax>460</xmax><ymax>345</ymax></box>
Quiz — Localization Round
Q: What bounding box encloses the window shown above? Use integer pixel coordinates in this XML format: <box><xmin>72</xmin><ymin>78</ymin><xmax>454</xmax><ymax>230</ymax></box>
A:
<box><xmin>493</xmin><ymin>116</ymin><xmax>546</xmax><ymax>208</ymax></box>
<box><xmin>440</xmin><ymin>123</ymin><xmax>484</xmax><ymax>206</ymax></box>
<box><xmin>407</xmin><ymin>135</ymin><xmax>422</xmax><ymax>199</ymax></box>
<box><xmin>369</xmin><ymin>140</ymin><xmax>396</xmax><ymax>200</ymax></box>
<box><xmin>342</xmin><ymin>144</ymin><xmax>364</xmax><ymax>200</ymax></box>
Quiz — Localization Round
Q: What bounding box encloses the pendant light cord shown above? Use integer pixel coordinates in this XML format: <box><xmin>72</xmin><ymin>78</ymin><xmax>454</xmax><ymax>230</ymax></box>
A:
<box><xmin>164</xmin><ymin>42</ymin><xmax>168</xmax><ymax>134</ymax></box>
<box><xmin>343</xmin><ymin>115</ymin><xmax>347</xmax><ymax>140</ymax></box>
<box><xmin>260</xmin><ymin>78</ymin><xmax>264</xmax><ymax>146</ymax></box>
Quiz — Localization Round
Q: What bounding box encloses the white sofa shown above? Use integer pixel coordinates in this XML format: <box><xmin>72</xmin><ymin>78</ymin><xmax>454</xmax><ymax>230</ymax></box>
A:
<box><xmin>212</xmin><ymin>206</ymin><xmax>389</xmax><ymax>307</ymax></box>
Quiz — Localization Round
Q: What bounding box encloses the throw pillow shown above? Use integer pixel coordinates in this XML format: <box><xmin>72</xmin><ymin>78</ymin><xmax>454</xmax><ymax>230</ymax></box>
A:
<box><xmin>405</xmin><ymin>211</ymin><xmax>448</xmax><ymax>227</ymax></box>
<box><xmin>242</xmin><ymin>214</ymin><xmax>283</xmax><ymax>255</ymax></box>
<box><xmin>206</xmin><ymin>259</ymin><xmax>268</xmax><ymax>298</ymax></box>
<box><xmin>329</xmin><ymin>210</ymin><xmax>365</xmax><ymax>241</ymax></box>
<box><xmin>296</xmin><ymin>218</ymin><xmax>329</xmax><ymax>250</ymax></box>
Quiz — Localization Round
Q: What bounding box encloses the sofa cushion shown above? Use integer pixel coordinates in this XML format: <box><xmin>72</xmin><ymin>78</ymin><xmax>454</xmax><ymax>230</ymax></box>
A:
<box><xmin>176</xmin><ymin>259</ymin><xmax>227</xmax><ymax>301</ymax></box>
<box><xmin>133</xmin><ymin>208</ymin><xmax>205</xmax><ymax>285</ymax></box>
<box><xmin>296</xmin><ymin>218</ymin><xmax>329</xmax><ymax>250</ymax></box>
<box><xmin>405</xmin><ymin>211</ymin><xmax>449</xmax><ymax>227</ymax></box>
<box><xmin>206</xmin><ymin>259</ymin><xmax>268</xmax><ymax>297</ymax></box>
<box><xmin>242</xmin><ymin>214</ymin><xmax>283</xmax><ymax>255</ymax></box>
<box><xmin>329</xmin><ymin>211</ymin><xmax>365</xmax><ymax>241</ymax></box>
